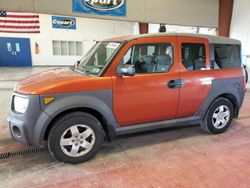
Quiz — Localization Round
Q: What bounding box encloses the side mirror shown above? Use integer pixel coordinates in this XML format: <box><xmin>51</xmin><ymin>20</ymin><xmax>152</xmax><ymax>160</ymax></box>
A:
<box><xmin>117</xmin><ymin>64</ymin><xmax>135</xmax><ymax>76</ymax></box>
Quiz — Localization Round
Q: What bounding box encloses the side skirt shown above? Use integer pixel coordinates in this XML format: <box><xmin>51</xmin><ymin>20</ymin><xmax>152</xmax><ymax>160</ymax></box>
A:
<box><xmin>115</xmin><ymin>116</ymin><xmax>201</xmax><ymax>135</ymax></box>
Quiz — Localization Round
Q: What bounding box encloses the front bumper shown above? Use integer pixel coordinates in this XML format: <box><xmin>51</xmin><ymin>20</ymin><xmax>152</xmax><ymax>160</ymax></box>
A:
<box><xmin>7</xmin><ymin>92</ymin><xmax>51</xmax><ymax>146</ymax></box>
<box><xmin>7</xmin><ymin>116</ymin><xmax>30</xmax><ymax>144</ymax></box>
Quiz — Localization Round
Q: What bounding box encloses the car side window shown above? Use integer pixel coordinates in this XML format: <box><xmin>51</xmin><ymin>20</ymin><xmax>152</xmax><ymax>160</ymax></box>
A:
<box><xmin>181</xmin><ymin>43</ymin><xmax>206</xmax><ymax>71</ymax></box>
<box><xmin>122</xmin><ymin>43</ymin><xmax>174</xmax><ymax>74</ymax></box>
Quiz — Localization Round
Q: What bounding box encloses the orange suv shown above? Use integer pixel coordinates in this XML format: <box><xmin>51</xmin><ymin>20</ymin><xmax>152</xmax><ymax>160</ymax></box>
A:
<box><xmin>7</xmin><ymin>33</ymin><xmax>246</xmax><ymax>163</ymax></box>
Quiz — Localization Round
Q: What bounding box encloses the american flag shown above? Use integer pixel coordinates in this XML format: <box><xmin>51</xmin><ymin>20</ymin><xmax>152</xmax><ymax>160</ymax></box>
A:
<box><xmin>0</xmin><ymin>11</ymin><xmax>40</xmax><ymax>33</ymax></box>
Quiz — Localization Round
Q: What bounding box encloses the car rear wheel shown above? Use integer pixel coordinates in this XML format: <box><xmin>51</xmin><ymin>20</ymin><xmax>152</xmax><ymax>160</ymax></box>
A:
<box><xmin>201</xmin><ymin>97</ymin><xmax>234</xmax><ymax>134</ymax></box>
<box><xmin>48</xmin><ymin>112</ymin><xmax>104</xmax><ymax>164</ymax></box>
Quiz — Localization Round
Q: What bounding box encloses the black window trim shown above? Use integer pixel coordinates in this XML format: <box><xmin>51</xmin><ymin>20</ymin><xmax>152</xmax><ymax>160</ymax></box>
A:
<box><xmin>210</xmin><ymin>43</ymin><xmax>215</xmax><ymax>69</ymax></box>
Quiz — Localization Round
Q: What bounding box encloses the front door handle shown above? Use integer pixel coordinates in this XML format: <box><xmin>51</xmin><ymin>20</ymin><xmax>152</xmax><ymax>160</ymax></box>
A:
<box><xmin>168</xmin><ymin>79</ymin><xmax>184</xmax><ymax>89</ymax></box>
<box><xmin>168</xmin><ymin>80</ymin><xmax>176</xmax><ymax>88</ymax></box>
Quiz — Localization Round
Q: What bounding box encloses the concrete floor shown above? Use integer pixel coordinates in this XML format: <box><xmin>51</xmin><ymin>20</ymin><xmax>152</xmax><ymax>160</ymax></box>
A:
<box><xmin>0</xmin><ymin>67</ymin><xmax>250</xmax><ymax>188</ymax></box>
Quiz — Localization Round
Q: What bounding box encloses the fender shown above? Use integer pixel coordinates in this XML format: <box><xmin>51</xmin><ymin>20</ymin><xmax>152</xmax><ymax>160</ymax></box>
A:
<box><xmin>34</xmin><ymin>90</ymin><xmax>117</xmax><ymax>146</ymax></box>
<box><xmin>195</xmin><ymin>77</ymin><xmax>245</xmax><ymax>119</ymax></box>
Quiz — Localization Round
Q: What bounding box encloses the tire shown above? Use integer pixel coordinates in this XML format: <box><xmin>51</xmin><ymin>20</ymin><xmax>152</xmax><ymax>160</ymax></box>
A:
<box><xmin>48</xmin><ymin>112</ymin><xmax>105</xmax><ymax>164</ymax></box>
<box><xmin>201</xmin><ymin>97</ymin><xmax>234</xmax><ymax>134</ymax></box>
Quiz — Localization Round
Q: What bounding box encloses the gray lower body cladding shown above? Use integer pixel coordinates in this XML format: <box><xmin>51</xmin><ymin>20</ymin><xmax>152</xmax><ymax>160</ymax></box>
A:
<box><xmin>7</xmin><ymin>90</ymin><xmax>115</xmax><ymax>146</ymax></box>
<box><xmin>115</xmin><ymin>116</ymin><xmax>201</xmax><ymax>135</ymax></box>
<box><xmin>7</xmin><ymin>93</ymin><xmax>51</xmax><ymax>146</ymax></box>
<box><xmin>195</xmin><ymin>77</ymin><xmax>245</xmax><ymax>119</ymax></box>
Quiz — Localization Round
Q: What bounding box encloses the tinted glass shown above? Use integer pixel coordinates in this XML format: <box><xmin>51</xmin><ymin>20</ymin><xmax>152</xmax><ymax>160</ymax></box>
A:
<box><xmin>122</xmin><ymin>43</ymin><xmax>174</xmax><ymax>74</ymax></box>
<box><xmin>181</xmin><ymin>43</ymin><xmax>206</xmax><ymax>71</ymax></box>
<box><xmin>214</xmin><ymin>44</ymin><xmax>241</xmax><ymax>69</ymax></box>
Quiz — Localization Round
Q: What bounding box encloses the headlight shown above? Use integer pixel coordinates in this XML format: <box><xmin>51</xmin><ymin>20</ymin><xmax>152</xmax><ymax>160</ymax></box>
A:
<box><xmin>14</xmin><ymin>96</ymin><xmax>29</xmax><ymax>114</ymax></box>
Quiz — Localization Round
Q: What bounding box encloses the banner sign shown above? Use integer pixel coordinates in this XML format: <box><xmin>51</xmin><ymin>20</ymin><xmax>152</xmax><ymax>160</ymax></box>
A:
<box><xmin>72</xmin><ymin>0</ymin><xmax>126</xmax><ymax>17</ymax></box>
<box><xmin>52</xmin><ymin>16</ymin><xmax>76</xmax><ymax>30</ymax></box>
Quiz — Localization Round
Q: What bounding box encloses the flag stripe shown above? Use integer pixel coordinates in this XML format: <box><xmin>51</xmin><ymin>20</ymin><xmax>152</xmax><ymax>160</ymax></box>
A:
<box><xmin>0</xmin><ymin>27</ymin><xmax>40</xmax><ymax>31</ymax></box>
<box><xmin>0</xmin><ymin>17</ymin><xmax>39</xmax><ymax>21</ymax></box>
<box><xmin>0</xmin><ymin>20</ymin><xmax>39</xmax><ymax>24</ymax></box>
<box><xmin>0</xmin><ymin>25</ymin><xmax>40</xmax><ymax>29</ymax></box>
<box><xmin>0</xmin><ymin>23</ymin><xmax>39</xmax><ymax>27</ymax></box>
<box><xmin>6</xmin><ymin>12</ymin><xmax>40</xmax><ymax>16</ymax></box>
<box><xmin>0</xmin><ymin>30</ymin><xmax>40</xmax><ymax>33</ymax></box>
<box><xmin>6</xmin><ymin>15</ymin><xmax>39</xmax><ymax>18</ymax></box>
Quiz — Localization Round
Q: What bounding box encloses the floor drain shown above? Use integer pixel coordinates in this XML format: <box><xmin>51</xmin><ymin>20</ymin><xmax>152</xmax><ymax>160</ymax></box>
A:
<box><xmin>0</xmin><ymin>147</ymin><xmax>48</xmax><ymax>160</ymax></box>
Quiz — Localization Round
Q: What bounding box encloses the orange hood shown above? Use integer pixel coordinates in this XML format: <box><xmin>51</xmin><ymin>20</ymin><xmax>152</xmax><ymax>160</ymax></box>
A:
<box><xmin>15</xmin><ymin>68</ymin><xmax>112</xmax><ymax>95</ymax></box>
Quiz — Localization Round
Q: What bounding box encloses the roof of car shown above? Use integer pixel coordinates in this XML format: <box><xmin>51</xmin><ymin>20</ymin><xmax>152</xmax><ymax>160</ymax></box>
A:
<box><xmin>105</xmin><ymin>33</ymin><xmax>241</xmax><ymax>45</ymax></box>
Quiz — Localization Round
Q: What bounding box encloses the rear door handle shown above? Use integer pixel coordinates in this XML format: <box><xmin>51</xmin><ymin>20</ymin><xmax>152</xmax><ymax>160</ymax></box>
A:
<box><xmin>168</xmin><ymin>79</ymin><xmax>184</xmax><ymax>89</ymax></box>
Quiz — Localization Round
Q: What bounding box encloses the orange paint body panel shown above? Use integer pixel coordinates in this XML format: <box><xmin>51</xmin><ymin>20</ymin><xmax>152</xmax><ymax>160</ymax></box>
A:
<box><xmin>176</xmin><ymin>71</ymin><xmax>212</xmax><ymax>118</ymax></box>
<box><xmin>176</xmin><ymin>37</ymin><xmax>243</xmax><ymax>117</ymax></box>
<box><xmin>176</xmin><ymin>37</ymin><xmax>212</xmax><ymax>117</ymax></box>
<box><xmin>16</xmin><ymin>68</ymin><xmax>112</xmax><ymax>94</ymax></box>
<box><xmin>110</xmin><ymin>37</ymin><xmax>180</xmax><ymax>126</ymax></box>
<box><xmin>112</xmin><ymin>72</ymin><xmax>180</xmax><ymax>126</ymax></box>
<box><xmin>176</xmin><ymin>68</ymin><xmax>243</xmax><ymax>118</ymax></box>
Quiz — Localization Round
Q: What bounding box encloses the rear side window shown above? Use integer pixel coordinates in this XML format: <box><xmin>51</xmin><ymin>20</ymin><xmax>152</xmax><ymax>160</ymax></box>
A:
<box><xmin>214</xmin><ymin>44</ymin><xmax>241</xmax><ymax>69</ymax></box>
<box><xmin>181</xmin><ymin>43</ymin><xmax>206</xmax><ymax>71</ymax></box>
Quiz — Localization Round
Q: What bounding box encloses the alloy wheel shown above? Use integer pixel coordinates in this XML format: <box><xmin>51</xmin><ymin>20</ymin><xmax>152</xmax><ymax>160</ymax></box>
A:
<box><xmin>59</xmin><ymin>124</ymin><xmax>96</xmax><ymax>157</ymax></box>
<box><xmin>212</xmin><ymin>105</ymin><xmax>230</xmax><ymax>129</ymax></box>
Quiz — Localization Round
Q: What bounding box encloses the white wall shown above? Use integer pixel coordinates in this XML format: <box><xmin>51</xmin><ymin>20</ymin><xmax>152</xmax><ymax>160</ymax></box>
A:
<box><xmin>0</xmin><ymin>14</ymin><xmax>136</xmax><ymax>66</ymax></box>
<box><xmin>230</xmin><ymin>0</ymin><xmax>250</xmax><ymax>60</ymax></box>
<box><xmin>230</xmin><ymin>0</ymin><xmax>250</xmax><ymax>86</ymax></box>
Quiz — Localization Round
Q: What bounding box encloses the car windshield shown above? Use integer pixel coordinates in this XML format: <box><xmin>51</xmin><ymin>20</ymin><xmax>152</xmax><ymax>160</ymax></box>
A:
<box><xmin>75</xmin><ymin>41</ymin><xmax>121</xmax><ymax>76</ymax></box>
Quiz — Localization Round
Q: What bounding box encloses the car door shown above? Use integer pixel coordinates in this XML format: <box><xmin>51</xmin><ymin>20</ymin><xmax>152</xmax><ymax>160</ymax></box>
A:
<box><xmin>111</xmin><ymin>37</ymin><xmax>180</xmax><ymax>126</ymax></box>
<box><xmin>176</xmin><ymin>36</ymin><xmax>212</xmax><ymax>118</ymax></box>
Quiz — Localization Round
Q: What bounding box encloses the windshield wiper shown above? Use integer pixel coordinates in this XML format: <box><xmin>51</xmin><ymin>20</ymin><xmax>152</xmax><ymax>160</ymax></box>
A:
<box><xmin>71</xmin><ymin>61</ymin><xmax>98</xmax><ymax>76</ymax></box>
<box><xmin>76</xmin><ymin>64</ymin><xmax>94</xmax><ymax>75</ymax></box>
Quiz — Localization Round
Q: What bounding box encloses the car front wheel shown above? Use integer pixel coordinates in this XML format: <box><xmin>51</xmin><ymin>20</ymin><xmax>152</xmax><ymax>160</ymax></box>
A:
<box><xmin>48</xmin><ymin>112</ymin><xmax>104</xmax><ymax>164</ymax></box>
